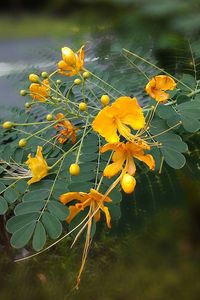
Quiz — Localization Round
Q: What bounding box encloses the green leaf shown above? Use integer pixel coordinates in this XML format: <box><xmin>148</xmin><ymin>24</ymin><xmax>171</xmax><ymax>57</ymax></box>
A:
<box><xmin>177</xmin><ymin>101</ymin><xmax>200</xmax><ymax>118</ymax></box>
<box><xmin>10</xmin><ymin>221</ymin><xmax>36</xmax><ymax>248</ymax></box>
<box><xmin>157</xmin><ymin>105</ymin><xmax>177</xmax><ymax>120</ymax></box>
<box><xmin>32</xmin><ymin>221</ymin><xmax>46</xmax><ymax>251</ymax></box>
<box><xmin>13</xmin><ymin>148</ymin><xmax>24</xmax><ymax>163</ymax></box>
<box><xmin>42</xmin><ymin>212</ymin><xmax>62</xmax><ymax>239</ymax></box>
<box><xmin>14</xmin><ymin>200</ymin><xmax>45</xmax><ymax>215</ymax></box>
<box><xmin>107</xmin><ymin>203</ymin><xmax>121</xmax><ymax>222</ymax></box>
<box><xmin>15</xmin><ymin>180</ymin><xmax>28</xmax><ymax>194</ymax></box>
<box><xmin>180</xmin><ymin>115</ymin><xmax>200</xmax><ymax>132</ymax></box>
<box><xmin>161</xmin><ymin>148</ymin><xmax>186</xmax><ymax>169</ymax></box>
<box><xmin>4</xmin><ymin>188</ymin><xmax>18</xmax><ymax>203</ymax></box>
<box><xmin>23</xmin><ymin>190</ymin><xmax>49</xmax><ymax>202</ymax></box>
<box><xmin>157</xmin><ymin>133</ymin><xmax>188</xmax><ymax>153</ymax></box>
<box><xmin>47</xmin><ymin>201</ymin><xmax>69</xmax><ymax>221</ymax></box>
<box><xmin>176</xmin><ymin>95</ymin><xmax>190</xmax><ymax>104</ymax></box>
<box><xmin>0</xmin><ymin>196</ymin><xmax>8</xmax><ymax>214</ymax></box>
<box><xmin>178</xmin><ymin>74</ymin><xmax>196</xmax><ymax>92</ymax></box>
<box><xmin>68</xmin><ymin>182</ymin><xmax>93</xmax><ymax>192</ymax></box>
<box><xmin>6</xmin><ymin>212</ymin><xmax>39</xmax><ymax>233</ymax></box>
<box><xmin>0</xmin><ymin>182</ymin><xmax>6</xmax><ymax>193</ymax></box>
<box><xmin>29</xmin><ymin>180</ymin><xmax>54</xmax><ymax>191</ymax></box>
<box><xmin>174</xmin><ymin>101</ymin><xmax>200</xmax><ymax>132</ymax></box>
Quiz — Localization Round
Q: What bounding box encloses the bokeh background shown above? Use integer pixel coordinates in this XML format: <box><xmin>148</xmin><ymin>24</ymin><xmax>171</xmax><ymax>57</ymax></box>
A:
<box><xmin>0</xmin><ymin>1</ymin><xmax>200</xmax><ymax>299</ymax></box>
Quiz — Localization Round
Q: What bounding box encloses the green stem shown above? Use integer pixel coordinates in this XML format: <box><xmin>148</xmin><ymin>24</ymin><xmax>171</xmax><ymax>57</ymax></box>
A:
<box><xmin>83</xmin><ymin>68</ymin><xmax>123</xmax><ymax>96</ymax></box>
<box><xmin>75</xmin><ymin>117</ymin><xmax>90</xmax><ymax>164</ymax></box>
<box><xmin>122</xmin><ymin>48</ymin><xmax>194</xmax><ymax>92</ymax></box>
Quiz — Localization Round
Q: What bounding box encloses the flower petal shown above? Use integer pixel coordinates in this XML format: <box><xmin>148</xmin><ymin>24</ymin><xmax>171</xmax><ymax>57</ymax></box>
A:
<box><xmin>134</xmin><ymin>154</ymin><xmax>155</xmax><ymax>170</ymax></box>
<box><xmin>100</xmin><ymin>205</ymin><xmax>111</xmax><ymax>228</ymax></box>
<box><xmin>60</xmin><ymin>192</ymin><xmax>88</xmax><ymax>205</ymax></box>
<box><xmin>113</xmin><ymin>97</ymin><xmax>145</xmax><ymax>130</ymax></box>
<box><xmin>103</xmin><ymin>158</ymin><xmax>124</xmax><ymax>178</ymax></box>
<box><xmin>67</xmin><ymin>205</ymin><xmax>81</xmax><ymax>223</ymax></box>
<box><xmin>92</xmin><ymin>107</ymin><xmax>119</xmax><ymax>143</ymax></box>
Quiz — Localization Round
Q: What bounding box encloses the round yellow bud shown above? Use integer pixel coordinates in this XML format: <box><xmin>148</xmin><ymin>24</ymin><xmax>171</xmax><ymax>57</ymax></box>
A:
<box><xmin>62</xmin><ymin>47</ymin><xmax>76</xmax><ymax>66</ymax></box>
<box><xmin>79</xmin><ymin>102</ymin><xmax>87</xmax><ymax>111</ymax></box>
<box><xmin>20</xmin><ymin>89</ymin><xmax>27</xmax><ymax>96</ymax></box>
<box><xmin>74</xmin><ymin>78</ymin><xmax>81</xmax><ymax>85</ymax></box>
<box><xmin>121</xmin><ymin>174</ymin><xmax>136</xmax><ymax>194</ymax></box>
<box><xmin>29</xmin><ymin>74</ymin><xmax>40</xmax><ymax>83</ymax></box>
<box><xmin>46</xmin><ymin>114</ymin><xmax>53</xmax><ymax>121</ymax></box>
<box><xmin>2</xmin><ymin>121</ymin><xmax>13</xmax><ymax>129</ymax></box>
<box><xmin>56</xmin><ymin>79</ymin><xmax>61</xmax><ymax>85</ymax></box>
<box><xmin>25</xmin><ymin>102</ymin><xmax>31</xmax><ymax>108</ymax></box>
<box><xmin>69</xmin><ymin>163</ymin><xmax>80</xmax><ymax>176</ymax></box>
<box><xmin>83</xmin><ymin>71</ymin><xmax>91</xmax><ymax>79</ymax></box>
<box><xmin>18</xmin><ymin>139</ymin><xmax>27</xmax><ymax>148</ymax></box>
<box><xmin>41</xmin><ymin>72</ymin><xmax>48</xmax><ymax>78</ymax></box>
<box><xmin>101</xmin><ymin>95</ymin><xmax>110</xmax><ymax>106</ymax></box>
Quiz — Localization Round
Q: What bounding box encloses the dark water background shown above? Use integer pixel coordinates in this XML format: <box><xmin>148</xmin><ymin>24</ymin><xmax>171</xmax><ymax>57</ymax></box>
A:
<box><xmin>0</xmin><ymin>1</ymin><xmax>200</xmax><ymax>299</ymax></box>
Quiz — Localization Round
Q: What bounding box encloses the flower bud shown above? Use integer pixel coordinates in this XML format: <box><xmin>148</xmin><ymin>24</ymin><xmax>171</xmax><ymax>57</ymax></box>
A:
<box><xmin>74</xmin><ymin>78</ymin><xmax>81</xmax><ymax>85</ymax></box>
<box><xmin>41</xmin><ymin>72</ymin><xmax>48</xmax><ymax>79</ymax></box>
<box><xmin>69</xmin><ymin>163</ymin><xmax>80</xmax><ymax>176</ymax></box>
<box><xmin>56</xmin><ymin>79</ymin><xmax>61</xmax><ymax>85</ymax></box>
<box><xmin>2</xmin><ymin>121</ymin><xmax>13</xmax><ymax>129</ymax></box>
<box><xmin>121</xmin><ymin>174</ymin><xmax>136</xmax><ymax>194</ymax></box>
<box><xmin>83</xmin><ymin>71</ymin><xmax>90</xmax><ymax>79</ymax></box>
<box><xmin>46</xmin><ymin>114</ymin><xmax>53</xmax><ymax>121</ymax></box>
<box><xmin>101</xmin><ymin>95</ymin><xmax>110</xmax><ymax>106</ymax></box>
<box><xmin>25</xmin><ymin>102</ymin><xmax>31</xmax><ymax>108</ymax></box>
<box><xmin>29</xmin><ymin>74</ymin><xmax>40</xmax><ymax>83</ymax></box>
<box><xmin>20</xmin><ymin>89</ymin><xmax>27</xmax><ymax>96</ymax></box>
<box><xmin>62</xmin><ymin>47</ymin><xmax>76</xmax><ymax>66</ymax></box>
<box><xmin>18</xmin><ymin>139</ymin><xmax>27</xmax><ymax>148</ymax></box>
<box><xmin>79</xmin><ymin>102</ymin><xmax>87</xmax><ymax>111</ymax></box>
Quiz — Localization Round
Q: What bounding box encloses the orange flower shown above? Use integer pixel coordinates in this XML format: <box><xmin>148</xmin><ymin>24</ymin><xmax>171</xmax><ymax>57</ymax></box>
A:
<box><xmin>26</xmin><ymin>146</ymin><xmax>50</xmax><ymax>185</ymax></box>
<box><xmin>54</xmin><ymin>113</ymin><xmax>77</xmax><ymax>144</ymax></box>
<box><xmin>145</xmin><ymin>75</ymin><xmax>176</xmax><ymax>103</ymax></box>
<box><xmin>58</xmin><ymin>46</ymin><xmax>84</xmax><ymax>76</ymax></box>
<box><xmin>101</xmin><ymin>141</ymin><xmax>155</xmax><ymax>178</ymax></box>
<box><xmin>29</xmin><ymin>79</ymin><xmax>50</xmax><ymax>102</ymax></box>
<box><xmin>60</xmin><ymin>189</ymin><xmax>112</xmax><ymax>228</ymax></box>
<box><xmin>92</xmin><ymin>97</ymin><xmax>145</xmax><ymax>143</ymax></box>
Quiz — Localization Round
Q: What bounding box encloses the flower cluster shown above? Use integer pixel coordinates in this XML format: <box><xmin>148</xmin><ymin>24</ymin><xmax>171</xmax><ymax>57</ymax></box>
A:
<box><xmin>2</xmin><ymin>45</ymin><xmax>182</xmax><ymax>288</ymax></box>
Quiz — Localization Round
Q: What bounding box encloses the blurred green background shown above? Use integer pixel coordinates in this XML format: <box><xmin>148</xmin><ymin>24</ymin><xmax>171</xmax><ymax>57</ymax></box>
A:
<box><xmin>0</xmin><ymin>1</ymin><xmax>200</xmax><ymax>299</ymax></box>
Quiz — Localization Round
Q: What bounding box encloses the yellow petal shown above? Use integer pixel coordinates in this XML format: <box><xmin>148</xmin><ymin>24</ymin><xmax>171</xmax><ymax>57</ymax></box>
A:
<box><xmin>113</xmin><ymin>97</ymin><xmax>145</xmax><ymax>130</ymax></box>
<box><xmin>92</xmin><ymin>107</ymin><xmax>119</xmax><ymax>143</ymax></box>
<box><xmin>134</xmin><ymin>153</ymin><xmax>155</xmax><ymax>170</ymax></box>
<box><xmin>67</xmin><ymin>205</ymin><xmax>81</xmax><ymax>223</ymax></box>
<box><xmin>100</xmin><ymin>143</ymin><xmax>119</xmax><ymax>154</ymax></box>
<box><xmin>100</xmin><ymin>205</ymin><xmax>111</xmax><ymax>228</ymax></box>
<box><xmin>90</xmin><ymin>189</ymin><xmax>112</xmax><ymax>203</ymax></box>
<box><xmin>61</xmin><ymin>47</ymin><xmax>76</xmax><ymax>66</ymax></box>
<box><xmin>60</xmin><ymin>192</ymin><xmax>87</xmax><ymax>204</ymax></box>
<box><xmin>145</xmin><ymin>75</ymin><xmax>176</xmax><ymax>103</ymax></box>
<box><xmin>94</xmin><ymin>210</ymin><xmax>101</xmax><ymax>223</ymax></box>
<box><xmin>103</xmin><ymin>160</ymin><xmax>124</xmax><ymax>178</ymax></box>
<box><xmin>127</xmin><ymin>157</ymin><xmax>136</xmax><ymax>176</ymax></box>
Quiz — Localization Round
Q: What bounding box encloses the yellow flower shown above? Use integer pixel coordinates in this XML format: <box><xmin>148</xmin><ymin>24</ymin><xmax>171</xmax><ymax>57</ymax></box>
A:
<box><xmin>60</xmin><ymin>189</ymin><xmax>112</xmax><ymax>228</ymax></box>
<box><xmin>100</xmin><ymin>141</ymin><xmax>155</xmax><ymax>193</ymax></box>
<box><xmin>100</xmin><ymin>139</ymin><xmax>155</xmax><ymax>193</ymax></box>
<box><xmin>145</xmin><ymin>75</ymin><xmax>176</xmax><ymax>103</ymax></box>
<box><xmin>58</xmin><ymin>46</ymin><xmax>84</xmax><ymax>77</ymax></box>
<box><xmin>54</xmin><ymin>113</ymin><xmax>77</xmax><ymax>144</ymax></box>
<box><xmin>92</xmin><ymin>97</ymin><xmax>145</xmax><ymax>143</ymax></box>
<box><xmin>25</xmin><ymin>146</ymin><xmax>49</xmax><ymax>185</ymax></box>
<box><xmin>29</xmin><ymin>79</ymin><xmax>50</xmax><ymax>102</ymax></box>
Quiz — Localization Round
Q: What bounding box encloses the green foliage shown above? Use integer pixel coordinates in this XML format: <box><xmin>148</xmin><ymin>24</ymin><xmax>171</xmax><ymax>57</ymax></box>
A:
<box><xmin>0</xmin><ymin>43</ymin><xmax>199</xmax><ymax>257</ymax></box>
